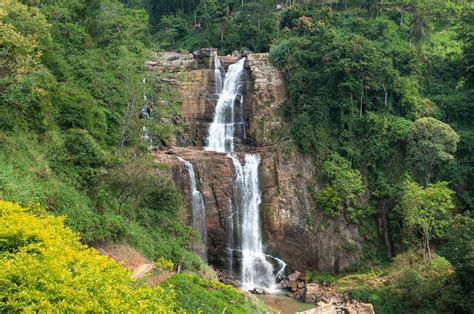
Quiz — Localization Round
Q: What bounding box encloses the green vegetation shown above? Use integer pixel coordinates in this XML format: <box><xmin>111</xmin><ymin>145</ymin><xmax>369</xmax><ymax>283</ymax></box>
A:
<box><xmin>348</xmin><ymin>252</ymin><xmax>467</xmax><ymax>313</ymax></box>
<box><xmin>0</xmin><ymin>0</ymin><xmax>203</xmax><ymax>273</ymax></box>
<box><xmin>1</xmin><ymin>200</ymin><xmax>266</xmax><ymax>312</ymax></box>
<box><xmin>263</xmin><ymin>2</ymin><xmax>472</xmax><ymax>312</ymax></box>
<box><xmin>0</xmin><ymin>200</ymin><xmax>175</xmax><ymax>312</ymax></box>
<box><xmin>162</xmin><ymin>274</ymin><xmax>272</xmax><ymax>313</ymax></box>
<box><xmin>1</xmin><ymin>0</ymin><xmax>473</xmax><ymax>312</ymax></box>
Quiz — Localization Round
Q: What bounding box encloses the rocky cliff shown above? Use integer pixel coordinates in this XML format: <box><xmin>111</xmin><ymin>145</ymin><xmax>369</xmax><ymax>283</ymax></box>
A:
<box><xmin>148</xmin><ymin>50</ymin><xmax>362</xmax><ymax>274</ymax></box>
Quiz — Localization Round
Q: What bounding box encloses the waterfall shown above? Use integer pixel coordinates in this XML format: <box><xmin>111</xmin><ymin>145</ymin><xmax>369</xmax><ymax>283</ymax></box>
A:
<box><xmin>206</xmin><ymin>57</ymin><xmax>284</xmax><ymax>291</ymax></box>
<box><xmin>141</xmin><ymin>78</ymin><xmax>152</xmax><ymax>147</ymax></box>
<box><xmin>229</xmin><ymin>154</ymin><xmax>279</xmax><ymax>291</ymax></box>
<box><xmin>177</xmin><ymin>157</ymin><xmax>207</xmax><ymax>262</ymax></box>
<box><xmin>214</xmin><ymin>53</ymin><xmax>223</xmax><ymax>94</ymax></box>
<box><xmin>205</xmin><ymin>58</ymin><xmax>246</xmax><ymax>153</ymax></box>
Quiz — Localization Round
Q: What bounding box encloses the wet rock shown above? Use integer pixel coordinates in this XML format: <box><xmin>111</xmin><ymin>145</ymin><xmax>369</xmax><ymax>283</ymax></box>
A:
<box><xmin>279</xmin><ymin>279</ymin><xmax>289</xmax><ymax>289</ymax></box>
<box><xmin>219</xmin><ymin>277</ymin><xmax>240</xmax><ymax>288</ymax></box>
<box><xmin>250</xmin><ymin>287</ymin><xmax>269</xmax><ymax>295</ymax></box>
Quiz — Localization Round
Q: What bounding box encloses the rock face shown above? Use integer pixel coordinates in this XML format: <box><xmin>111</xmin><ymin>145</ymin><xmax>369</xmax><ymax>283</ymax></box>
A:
<box><xmin>245</xmin><ymin>53</ymin><xmax>286</xmax><ymax>146</ymax></box>
<box><xmin>149</xmin><ymin>50</ymin><xmax>362</xmax><ymax>274</ymax></box>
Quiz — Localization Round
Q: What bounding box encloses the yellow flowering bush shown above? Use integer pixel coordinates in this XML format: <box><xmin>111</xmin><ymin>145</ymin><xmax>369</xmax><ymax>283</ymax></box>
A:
<box><xmin>0</xmin><ymin>200</ymin><xmax>175</xmax><ymax>312</ymax></box>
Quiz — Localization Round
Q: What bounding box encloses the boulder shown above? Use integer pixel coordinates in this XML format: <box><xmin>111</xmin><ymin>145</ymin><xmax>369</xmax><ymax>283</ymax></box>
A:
<box><xmin>250</xmin><ymin>288</ymin><xmax>269</xmax><ymax>295</ymax></box>
<box><xmin>242</xmin><ymin>48</ymin><xmax>253</xmax><ymax>56</ymax></box>
<box><xmin>358</xmin><ymin>303</ymin><xmax>375</xmax><ymax>314</ymax></box>
<box><xmin>162</xmin><ymin>52</ymin><xmax>181</xmax><ymax>62</ymax></box>
<box><xmin>192</xmin><ymin>48</ymin><xmax>215</xmax><ymax>58</ymax></box>
<box><xmin>279</xmin><ymin>279</ymin><xmax>289</xmax><ymax>289</ymax></box>
<box><xmin>330</xmin><ymin>295</ymin><xmax>344</xmax><ymax>304</ymax></box>
<box><xmin>288</xmin><ymin>271</ymin><xmax>302</xmax><ymax>282</ymax></box>
<box><xmin>288</xmin><ymin>279</ymin><xmax>298</xmax><ymax>292</ymax></box>
<box><xmin>303</xmin><ymin>283</ymin><xmax>320</xmax><ymax>304</ymax></box>
<box><xmin>231</xmin><ymin>50</ymin><xmax>242</xmax><ymax>58</ymax></box>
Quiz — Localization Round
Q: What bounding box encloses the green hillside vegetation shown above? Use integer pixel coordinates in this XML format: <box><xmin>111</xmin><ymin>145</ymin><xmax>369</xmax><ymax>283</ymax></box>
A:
<box><xmin>0</xmin><ymin>200</ymin><xmax>267</xmax><ymax>312</ymax></box>
<box><xmin>1</xmin><ymin>0</ymin><xmax>473</xmax><ymax>312</ymax></box>
<box><xmin>0</xmin><ymin>200</ymin><xmax>175</xmax><ymax>312</ymax></box>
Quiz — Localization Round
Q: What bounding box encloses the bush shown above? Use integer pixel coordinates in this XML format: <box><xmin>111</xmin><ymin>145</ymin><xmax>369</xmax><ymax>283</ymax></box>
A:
<box><xmin>155</xmin><ymin>257</ymin><xmax>174</xmax><ymax>271</ymax></box>
<box><xmin>307</xmin><ymin>271</ymin><xmax>339</xmax><ymax>285</ymax></box>
<box><xmin>269</xmin><ymin>40</ymin><xmax>290</xmax><ymax>69</ymax></box>
<box><xmin>161</xmin><ymin>274</ymin><xmax>271</xmax><ymax>313</ymax></box>
<box><xmin>0</xmin><ymin>200</ymin><xmax>175</xmax><ymax>312</ymax></box>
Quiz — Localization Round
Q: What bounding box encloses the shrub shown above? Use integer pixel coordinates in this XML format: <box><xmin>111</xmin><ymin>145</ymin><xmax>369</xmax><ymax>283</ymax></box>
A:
<box><xmin>155</xmin><ymin>257</ymin><xmax>174</xmax><ymax>271</ymax></box>
<box><xmin>161</xmin><ymin>274</ymin><xmax>271</xmax><ymax>313</ymax></box>
<box><xmin>269</xmin><ymin>39</ymin><xmax>290</xmax><ymax>69</ymax></box>
<box><xmin>0</xmin><ymin>200</ymin><xmax>175</xmax><ymax>312</ymax></box>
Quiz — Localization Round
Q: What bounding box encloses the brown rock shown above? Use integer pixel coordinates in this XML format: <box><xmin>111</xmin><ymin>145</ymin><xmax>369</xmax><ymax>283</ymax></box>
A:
<box><xmin>288</xmin><ymin>271</ymin><xmax>302</xmax><ymax>282</ymax></box>
<box><xmin>303</xmin><ymin>283</ymin><xmax>320</xmax><ymax>304</ymax></box>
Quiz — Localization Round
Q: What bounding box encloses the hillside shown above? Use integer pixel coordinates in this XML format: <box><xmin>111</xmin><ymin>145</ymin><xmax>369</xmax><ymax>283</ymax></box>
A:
<box><xmin>0</xmin><ymin>0</ymin><xmax>473</xmax><ymax>313</ymax></box>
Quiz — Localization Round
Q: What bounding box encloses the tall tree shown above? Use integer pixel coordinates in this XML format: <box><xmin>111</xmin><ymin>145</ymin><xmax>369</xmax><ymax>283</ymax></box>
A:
<box><xmin>397</xmin><ymin>179</ymin><xmax>455</xmax><ymax>260</ymax></box>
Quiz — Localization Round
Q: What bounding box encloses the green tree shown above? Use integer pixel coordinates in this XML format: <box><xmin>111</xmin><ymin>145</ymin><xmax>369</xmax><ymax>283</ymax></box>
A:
<box><xmin>397</xmin><ymin>178</ymin><xmax>455</xmax><ymax>260</ymax></box>
<box><xmin>407</xmin><ymin>117</ymin><xmax>460</xmax><ymax>185</ymax></box>
<box><xmin>439</xmin><ymin>214</ymin><xmax>474</xmax><ymax>295</ymax></box>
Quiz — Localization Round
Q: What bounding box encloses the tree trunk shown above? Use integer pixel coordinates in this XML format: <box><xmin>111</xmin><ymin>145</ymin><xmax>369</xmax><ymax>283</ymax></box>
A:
<box><xmin>359</xmin><ymin>87</ymin><xmax>363</xmax><ymax>118</ymax></box>
<box><xmin>426</xmin><ymin>235</ymin><xmax>432</xmax><ymax>260</ymax></box>
<box><xmin>384</xmin><ymin>84</ymin><xmax>388</xmax><ymax>109</ymax></box>
<box><xmin>382</xmin><ymin>205</ymin><xmax>392</xmax><ymax>258</ymax></box>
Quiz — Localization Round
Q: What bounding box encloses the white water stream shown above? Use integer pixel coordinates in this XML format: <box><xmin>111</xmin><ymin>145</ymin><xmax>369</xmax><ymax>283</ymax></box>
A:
<box><xmin>205</xmin><ymin>58</ymin><xmax>246</xmax><ymax>153</ymax></box>
<box><xmin>205</xmin><ymin>56</ymin><xmax>285</xmax><ymax>291</ymax></box>
<box><xmin>177</xmin><ymin>157</ymin><xmax>207</xmax><ymax>262</ymax></box>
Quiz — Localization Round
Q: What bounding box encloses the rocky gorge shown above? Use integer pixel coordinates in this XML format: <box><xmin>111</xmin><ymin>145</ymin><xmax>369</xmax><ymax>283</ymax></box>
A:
<box><xmin>146</xmin><ymin>48</ymin><xmax>364</xmax><ymax>280</ymax></box>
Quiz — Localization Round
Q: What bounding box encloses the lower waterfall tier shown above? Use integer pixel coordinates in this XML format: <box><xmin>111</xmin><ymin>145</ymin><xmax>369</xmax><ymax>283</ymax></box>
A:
<box><xmin>155</xmin><ymin>147</ymin><xmax>363</xmax><ymax>275</ymax></box>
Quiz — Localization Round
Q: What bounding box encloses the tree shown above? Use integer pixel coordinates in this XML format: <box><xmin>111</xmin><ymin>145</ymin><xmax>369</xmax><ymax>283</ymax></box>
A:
<box><xmin>439</xmin><ymin>214</ymin><xmax>474</xmax><ymax>298</ymax></box>
<box><xmin>397</xmin><ymin>178</ymin><xmax>455</xmax><ymax>260</ymax></box>
<box><xmin>407</xmin><ymin>117</ymin><xmax>460</xmax><ymax>185</ymax></box>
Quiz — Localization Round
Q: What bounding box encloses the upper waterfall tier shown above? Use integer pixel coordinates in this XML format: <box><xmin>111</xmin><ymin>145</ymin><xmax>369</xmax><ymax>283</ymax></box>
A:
<box><xmin>205</xmin><ymin>58</ymin><xmax>246</xmax><ymax>153</ymax></box>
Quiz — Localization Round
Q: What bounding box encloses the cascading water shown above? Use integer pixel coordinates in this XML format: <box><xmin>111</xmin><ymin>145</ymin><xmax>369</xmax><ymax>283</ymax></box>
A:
<box><xmin>230</xmin><ymin>154</ymin><xmax>279</xmax><ymax>290</ymax></box>
<box><xmin>140</xmin><ymin>78</ymin><xmax>152</xmax><ymax>147</ymax></box>
<box><xmin>205</xmin><ymin>58</ymin><xmax>246</xmax><ymax>153</ymax></box>
<box><xmin>214</xmin><ymin>53</ymin><xmax>223</xmax><ymax>94</ymax></box>
<box><xmin>206</xmin><ymin>56</ymin><xmax>285</xmax><ymax>291</ymax></box>
<box><xmin>177</xmin><ymin>157</ymin><xmax>207</xmax><ymax>262</ymax></box>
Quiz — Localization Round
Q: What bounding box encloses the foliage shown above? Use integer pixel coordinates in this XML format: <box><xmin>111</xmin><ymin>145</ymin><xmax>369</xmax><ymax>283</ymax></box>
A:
<box><xmin>269</xmin><ymin>39</ymin><xmax>290</xmax><ymax>69</ymax></box>
<box><xmin>438</xmin><ymin>213</ymin><xmax>474</xmax><ymax>297</ymax></box>
<box><xmin>345</xmin><ymin>251</ymin><xmax>467</xmax><ymax>314</ymax></box>
<box><xmin>155</xmin><ymin>257</ymin><xmax>174</xmax><ymax>271</ymax></box>
<box><xmin>396</xmin><ymin>178</ymin><xmax>455</xmax><ymax>259</ymax></box>
<box><xmin>316</xmin><ymin>154</ymin><xmax>368</xmax><ymax>223</ymax></box>
<box><xmin>0</xmin><ymin>200</ymin><xmax>175</xmax><ymax>312</ymax></box>
<box><xmin>407</xmin><ymin>117</ymin><xmax>460</xmax><ymax>184</ymax></box>
<box><xmin>307</xmin><ymin>272</ymin><xmax>339</xmax><ymax>285</ymax></box>
<box><xmin>161</xmin><ymin>273</ymin><xmax>272</xmax><ymax>313</ymax></box>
